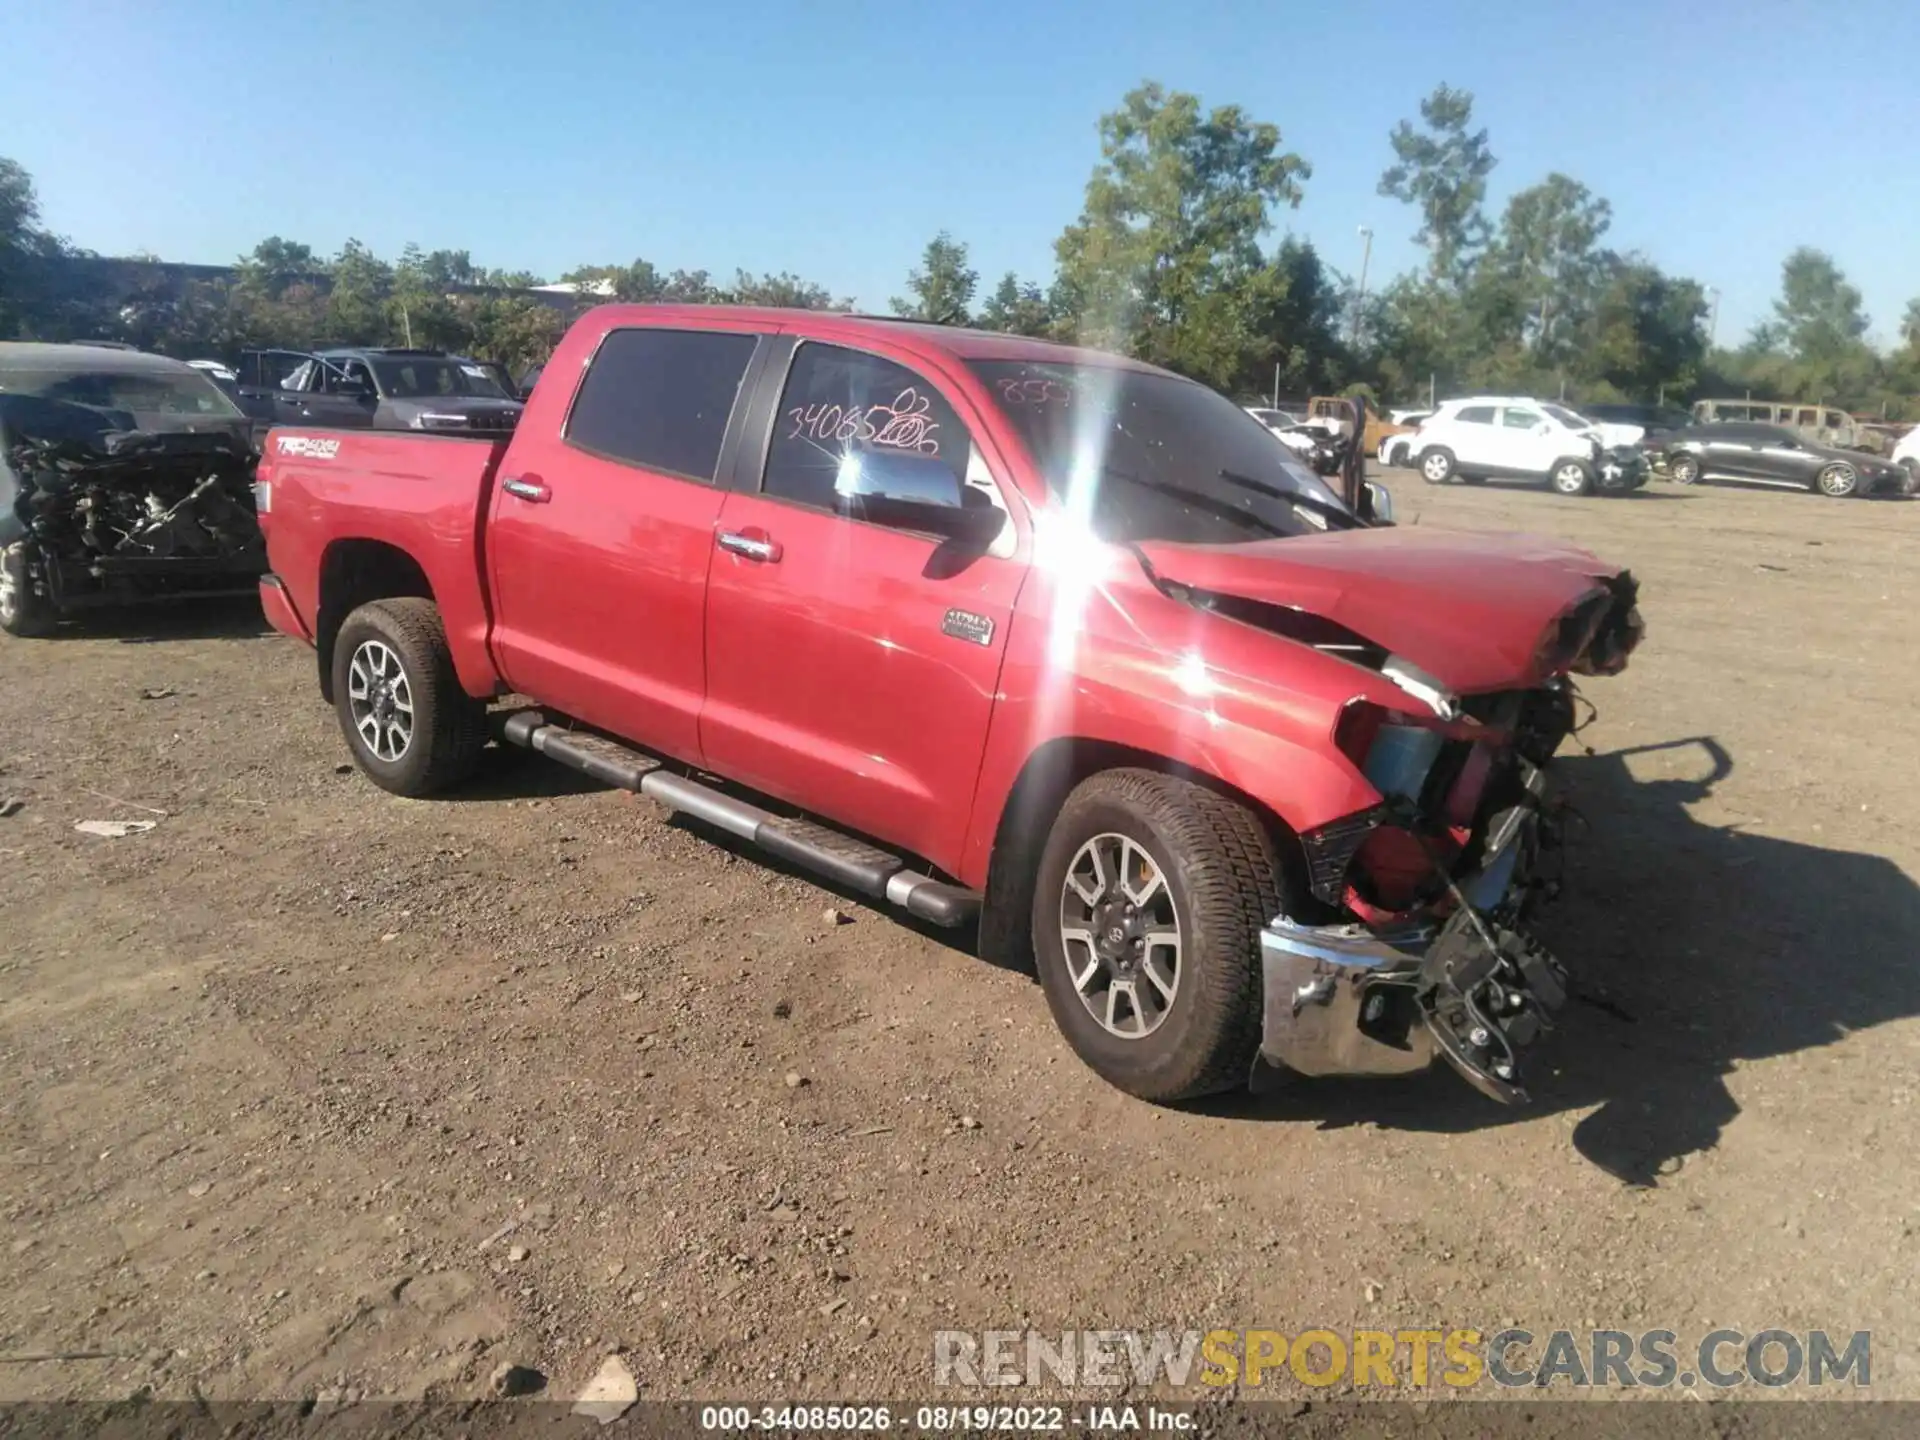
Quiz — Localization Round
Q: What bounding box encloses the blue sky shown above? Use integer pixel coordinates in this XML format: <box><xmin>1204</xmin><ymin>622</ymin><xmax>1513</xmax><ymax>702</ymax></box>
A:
<box><xmin>5</xmin><ymin>0</ymin><xmax>1916</xmax><ymax>346</ymax></box>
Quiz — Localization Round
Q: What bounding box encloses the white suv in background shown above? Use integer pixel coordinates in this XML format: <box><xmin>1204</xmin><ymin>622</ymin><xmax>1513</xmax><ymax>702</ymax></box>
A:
<box><xmin>1893</xmin><ymin>425</ymin><xmax>1920</xmax><ymax>484</ymax></box>
<box><xmin>1413</xmin><ymin>397</ymin><xmax>1632</xmax><ymax>495</ymax></box>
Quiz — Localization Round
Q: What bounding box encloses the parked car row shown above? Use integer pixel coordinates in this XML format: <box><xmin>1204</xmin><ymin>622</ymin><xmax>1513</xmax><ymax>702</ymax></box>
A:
<box><xmin>1375</xmin><ymin>394</ymin><xmax>1916</xmax><ymax>501</ymax></box>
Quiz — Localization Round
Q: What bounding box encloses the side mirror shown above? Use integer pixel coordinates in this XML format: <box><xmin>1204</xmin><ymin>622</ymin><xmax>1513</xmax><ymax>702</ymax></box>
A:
<box><xmin>1362</xmin><ymin>480</ymin><xmax>1396</xmax><ymax>526</ymax></box>
<box><xmin>834</xmin><ymin>449</ymin><xmax>1004</xmax><ymax>546</ymax></box>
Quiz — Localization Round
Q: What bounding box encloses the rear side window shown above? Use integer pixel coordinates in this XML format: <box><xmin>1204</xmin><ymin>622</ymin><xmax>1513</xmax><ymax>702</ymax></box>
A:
<box><xmin>566</xmin><ymin>328</ymin><xmax>758</xmax><ymax>481</ymax></box>
<box><xmin>1455</xmin><ymin>405</ymin><xmax>1496</xmax><ymax>425</ymax></box>
<box><xmin>762</xmin><ymin>343</ymin><xmax>972</xmax><ymax>510</ymax></box>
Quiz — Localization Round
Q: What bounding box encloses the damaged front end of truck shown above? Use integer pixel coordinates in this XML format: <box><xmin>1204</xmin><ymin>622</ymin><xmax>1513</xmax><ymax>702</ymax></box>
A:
<box><xmin>1254</xmin><ymin>573</ymin><xmax>1642</xmax><ymax>1103</ymax></box>
<box><xmin>1</xmin><ymin>409</ymin><xmax>264</xmax><ymax>636</ymax></box>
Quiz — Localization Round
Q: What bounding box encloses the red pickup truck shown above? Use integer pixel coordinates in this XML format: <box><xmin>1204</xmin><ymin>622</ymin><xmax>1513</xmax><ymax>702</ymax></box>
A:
<box><xmin>254</xmin><ymin>306</ymin><xmax>1643</xmax><ymax>1106</ymax></box>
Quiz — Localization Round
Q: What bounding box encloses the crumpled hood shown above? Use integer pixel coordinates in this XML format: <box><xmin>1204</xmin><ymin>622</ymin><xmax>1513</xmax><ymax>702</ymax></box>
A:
<box><xmin>1138</xmin><ymin>526</ymin><xmax>1637</xmax><ymax>695</ymax></box>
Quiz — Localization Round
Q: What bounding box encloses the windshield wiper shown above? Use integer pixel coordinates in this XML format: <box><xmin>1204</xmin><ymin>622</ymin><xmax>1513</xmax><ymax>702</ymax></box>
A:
<box><xmin>1216</xmin><ymin>467</ymin><xmax>1360</xmax><ymax>529</ymax></box>
<box><xmin>1100</xmin><ymin>467</ymin><xmax>1291</xmax><ymax>538</ymax></box>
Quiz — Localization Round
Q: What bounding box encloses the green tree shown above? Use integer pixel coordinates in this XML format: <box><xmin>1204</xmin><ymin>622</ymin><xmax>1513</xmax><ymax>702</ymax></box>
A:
<box><xmin>1583</xmin><ymin>258</ymin><xmax>1707</xmax><ymax>400</ymax></box>
<box><xmin>722</xmin><ymin>270</ymin><xmax>845</xmax><ymax>309</ymax></box>
<box><xmin>977</xmin><ymin>272</ymin><xmax>1054</xmax><ymax>337</ymax></box>
<box><xmin>1052</xmin><ymin>81</ymin><xmax>1308</xmax><ymax>387</ymax></box>
<box><xmin>322</xmin><ymin>239</ymin><xmax>394</xmax><ymax>344</ymax></box>
<box><xmin>1237</xmin><ymin>237</ymin><xmax>1347</xmax><ymax>399</ymax></box>
<box><xmin>1484</xmin><ymin>173</ymin><xmax>1613</xmax><ymax>367</ymax></box>
<box><xmin>890</xmin><ymin>232</ymin><xmax>977</xmax><ymax>324</ymax></box>
<box><xmin>0</xmin><ymin>157</ymin><xmax>46</xmax><ymax>336</ymax></box>
<box><xmin>465</xmin><ymin>295</ymin><xmax>567</xmax><ymax>375</ymax></box>
<box><xmin>1378</xmin><ymin>84</ymin><xmax>1496</xmax><ymax>280</ymax></box>
<box><xmin>390</xmin><ymin>243</ymin><xmax>473</xmax><ymax>351</ymax></box>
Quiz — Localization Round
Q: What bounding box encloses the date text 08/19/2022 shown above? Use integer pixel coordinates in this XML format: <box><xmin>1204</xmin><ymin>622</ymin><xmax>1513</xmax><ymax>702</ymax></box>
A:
<box><xmin>699</xmin><ymin>1404</ymin><xmax>1191</xmax><ymax>1432</ymax></box>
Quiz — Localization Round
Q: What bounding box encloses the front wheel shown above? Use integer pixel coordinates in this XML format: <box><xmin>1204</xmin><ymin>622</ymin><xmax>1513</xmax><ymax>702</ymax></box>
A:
<box><xmin>1032</xmin><ymin>769</ymin><xmax>1283</xmax><ymax>1103</ymax></box>
<box><xmin>1668</xmin><ymin>453</ymin><xmax>1700</xmax><ymax>485</ymax></box>
<box><xmin>330</xmin><ymin>597</ymin><xmax>488</xmax><ymax>796</ymax></box>
<box><xmin>0</xmin><ymin>543</ymin><xmax>55</xmax><ymax>638</ymax></box>
<box><xmin>1550</xmin><ymin>460</ymin><xmax>1594</xmax><ymax>496</ymax></box>
<box><xmin>1815</xmin><ymin>462</ymin><xmax>1859</xmax><ymax>498</ymax></box>
<box><xmin>1419</xmin><ymin>448</ymin><xmax>1456</xmax><ymax>484</ymax></box>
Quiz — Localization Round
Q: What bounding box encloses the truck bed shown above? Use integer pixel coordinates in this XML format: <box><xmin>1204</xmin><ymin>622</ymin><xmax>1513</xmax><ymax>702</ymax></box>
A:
<box><xmin>256</xmin><ymin>428</ymin><xmax>511</xmax><ymax>696</ymax></box>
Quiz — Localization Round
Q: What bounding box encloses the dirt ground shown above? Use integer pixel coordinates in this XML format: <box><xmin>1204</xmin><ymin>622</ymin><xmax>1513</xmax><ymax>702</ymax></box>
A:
<box><xmin>2</xmin><ymin>469</ymin><xmax>1916</xmax><ymax>1418</ymax></box>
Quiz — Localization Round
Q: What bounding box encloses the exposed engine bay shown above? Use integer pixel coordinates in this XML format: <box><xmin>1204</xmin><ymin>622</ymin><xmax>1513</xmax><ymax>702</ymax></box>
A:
<box><xmin>1</xmin><ymin>410</ymin><xmax>264</xmax><ymax>629</ymax></box>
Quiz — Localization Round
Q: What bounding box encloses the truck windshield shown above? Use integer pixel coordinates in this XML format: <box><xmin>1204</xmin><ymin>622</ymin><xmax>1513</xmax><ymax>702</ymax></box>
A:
<box><xmin>971</xmin><ymin>360</ymin><xmax>1351</xmax><ymax>544</ymax></box>
<box><xmin>0</xmin><ymin>365</ymin><xmax>244</xmax><ymax>418</ymax></box>
<box><xmin>370</xmin><ymin>358</ymin><xmax>498</xmax><ymax>399</ymax></box>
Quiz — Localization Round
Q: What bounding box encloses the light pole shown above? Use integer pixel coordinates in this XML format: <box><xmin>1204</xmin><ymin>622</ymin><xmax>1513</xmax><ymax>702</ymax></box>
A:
<box><xmin>1351</xmin><ymin>226</ymin><xmax>1374</xmax><ymax>350</ymax></box>
<box><xmin>1705</xmin><ymin>286</ymin><xmax>1720</xmax><ymax>350</ymax></box>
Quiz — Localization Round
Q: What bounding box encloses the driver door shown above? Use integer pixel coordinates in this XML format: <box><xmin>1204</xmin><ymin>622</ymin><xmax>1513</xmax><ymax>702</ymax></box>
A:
<box><xmin>302</xmin><ymin>358</ymin><xmax>380</xmax><ymax>429</ymax></box>
<box><xmin>699</xmin><ymin>337</ymin><xmax>1024</xmax><ymax>871</ymax></box>
<box><xmin>1494</xmin><ymin>404</ymin><xmax>1557</xmax><ymax>472</ymax></box>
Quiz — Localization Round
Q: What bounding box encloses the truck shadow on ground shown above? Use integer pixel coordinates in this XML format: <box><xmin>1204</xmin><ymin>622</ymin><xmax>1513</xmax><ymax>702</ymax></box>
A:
<box><xmin>1223</xmin><ymin>735</ymin><xmax>1920</xmax><ymax>1187</ymax></box>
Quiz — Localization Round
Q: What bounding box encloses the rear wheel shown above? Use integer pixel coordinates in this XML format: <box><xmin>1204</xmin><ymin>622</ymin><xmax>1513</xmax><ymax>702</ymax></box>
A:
<box><xmin>1550</xmin><ymin>459</ymin><xmax>1594</xmax><ymax>496</ymax></box>
<box><xmin>0</xmin><ymin>543</ymin><xmax>55</xmax><ymax>638</ymax></box>
<box><xmin>1032</xmin><ymin>769</ymin><xmax>1283</xmax><ymax>1103</ymax></box>
<box><xmin>331</xmin><ymin>597</ymin><xmax>488</xmax><ymax>796</ymax></box>
<box><xmin>1419</xmin><ymin>448</ymin><xmax>1456</xmax><ymax>485</ymax></box>
<box><xmin>1668</xmin><ymin>453</ymin><xmax>1701</xmax><ymax>485</ymax></box>
<box><xmin>1815</xmin><ymin>462</ymin><xmax>1859</xmax><ymax>498</ymax></box>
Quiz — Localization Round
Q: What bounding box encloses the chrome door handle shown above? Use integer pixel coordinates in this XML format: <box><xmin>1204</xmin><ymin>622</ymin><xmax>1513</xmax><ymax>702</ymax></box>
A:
<box><xmin>502</xmin><ymin>477</ymin><xmax>550</xmax><ymax>503</ymax></box>
<box><xmin>717</xmin><ymin>531</ymin><xmax>780</xmax><ymax>562</ymax></box>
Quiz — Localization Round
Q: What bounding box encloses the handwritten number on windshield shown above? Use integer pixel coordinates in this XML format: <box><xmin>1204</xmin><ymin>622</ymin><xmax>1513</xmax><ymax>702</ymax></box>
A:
<box><xmin>997</xmin><ymin>377</ymin><xmax>1073</xmax><ymax>408</ymax></box>
<box><xmin>785</xmin><ymin>388</ymin><xmax>941</xmax><ymax>455</ymax></box>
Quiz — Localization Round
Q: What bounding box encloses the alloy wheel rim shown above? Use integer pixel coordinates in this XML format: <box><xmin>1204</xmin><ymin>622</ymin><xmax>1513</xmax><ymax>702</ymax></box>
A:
<box><xmin>347</xmin><ymin>640</ymin><xmax>414</xmax><ymax>763</ymax></box>
<box><xmin>1059</xmin><ymin>832</ymin><xmax>1182</xmax><ymax>1039</ymax></box>
<box><xmin>1555</xmin><ymin>464</ymin><xmax>1586</xmax><ymax>492</ymax></box>
<box><xmin>1820</xmin><ymin>465</ymin><xmax>1855</xmax><ymax>496</ymax></box>
<box><xmin>1423</xmin><ymin>455</ymin><xmax>1448</xmax><ymax>481</ymax></box>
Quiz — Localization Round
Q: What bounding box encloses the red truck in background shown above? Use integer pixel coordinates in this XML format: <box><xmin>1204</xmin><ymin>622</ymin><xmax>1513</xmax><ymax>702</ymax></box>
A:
<box><xmin>253</xmin><ymin>305</ymin><xmax>1643</xmax><ymax>1106</ymax></box>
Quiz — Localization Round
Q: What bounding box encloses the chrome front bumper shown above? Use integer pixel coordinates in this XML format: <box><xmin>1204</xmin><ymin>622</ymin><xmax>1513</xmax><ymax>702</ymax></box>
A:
<box><xmin>1256</xmin><ymin>800</ymin><xmax>1552</xmax><ymax>1094</ymax></box>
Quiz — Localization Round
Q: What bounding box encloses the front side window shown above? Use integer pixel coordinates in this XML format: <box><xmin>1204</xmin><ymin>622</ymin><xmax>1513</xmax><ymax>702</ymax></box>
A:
<box><xmin>972</xmin><ymin>359</ymin><xmax>1353</xmax><ymax>546</ymax></box>
<box><xmin>1502</xmin><ymin>407</ymin><xmax>1543</xmax><ymax>429</ymax></box>
<box><xmin>1455</xmin><ymin>405</ymin><xmax>1496</xmax><ymax>425</ymax></box>
<box><xmin>324</xmin><ymin>360</ymin><xmax>373</xmax><ymax>394</ymax></box>
<box><xmin>566</xmin><ymin>327</ymin><xmax>758</xmax><ymax>481</ymax></box>
<box><xmin>763</xmin><ymin>343</ymin><xmax>973</xmax><ymax>510</ymax></box>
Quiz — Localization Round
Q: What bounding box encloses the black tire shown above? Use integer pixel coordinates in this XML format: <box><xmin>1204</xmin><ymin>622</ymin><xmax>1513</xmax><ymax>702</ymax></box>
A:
<box><xmin>1814</xmin><ymin>462</ymin><xmax>1859</xmax><ymax>498</ymax></box>
<box><xmin>1668</xmin><ymin>453</ymin><xmax>1700</xmax><ymax>485</ymax></box>
<box><xmin>1549</xmin><ymin>459</ymin><xmax>1594</xmax><ymax>497</ymax></box>
<box><xmin>0</xmin><ymin>543</ymin><xmax>55</xmax><ymax>639</ymax></box>
<box><xmin>330</xmin><ymin>597</ymin><xmax>487</xmax><ymax>796</ymax></box>
<box><xmin>1418</xmin><ymin>447</ymin><xmax>1456</xmax><ymax>485</ymax></box>
<box><xmin>1031</xmin><ymin>769</ymin><xmax>1283</xmax><ymax>1103</ymax></box>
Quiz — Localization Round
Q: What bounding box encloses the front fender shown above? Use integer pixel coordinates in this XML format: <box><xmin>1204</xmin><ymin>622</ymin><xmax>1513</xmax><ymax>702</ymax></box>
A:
<box><xmin>956</xmin><ymin>565</ymin><xmax>1403</xmax><ymax>889</ymax></box>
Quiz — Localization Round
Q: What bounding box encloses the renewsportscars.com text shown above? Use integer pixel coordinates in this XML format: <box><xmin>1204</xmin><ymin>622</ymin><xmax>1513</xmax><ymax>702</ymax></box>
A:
<box><xmin>933</xmin><ymin>1327</ymin><xmax>1871</xmax><ymax>1390</ymax></box>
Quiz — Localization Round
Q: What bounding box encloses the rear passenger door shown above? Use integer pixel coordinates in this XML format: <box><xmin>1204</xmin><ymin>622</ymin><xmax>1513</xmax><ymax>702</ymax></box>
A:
<box><xmin>483</xmin><ymin>324</ymin><xmax>768</xmax><ymax>763</ymax></box>
<box><xmin>698</xmin><ymin>338</ymin><xmax>1024</xmax><ymax>872</ymax></box>
<box><xmin>1446</xmin><ymin>405</ymin><xmax>1501</xmax><ymax>468</ymax></box>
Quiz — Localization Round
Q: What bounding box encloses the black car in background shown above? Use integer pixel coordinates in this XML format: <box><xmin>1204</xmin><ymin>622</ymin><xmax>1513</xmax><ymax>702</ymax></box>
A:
<box><xmin>234</xmin><ymin>347</ymin><xmax>524</xmax><ymax>444</ymax></box>
<box><xmin>1660</xmin><ymin>422</ymin><xmax>1911</xmax><ymax>498</ymax></box>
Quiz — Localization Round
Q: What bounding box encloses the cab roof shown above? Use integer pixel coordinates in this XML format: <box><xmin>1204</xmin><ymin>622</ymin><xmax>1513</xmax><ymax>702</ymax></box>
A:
<box><xmin>576</xmin><ymin>304</ymin><xmax>1168</xmax><ymax>375</ymax></box>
